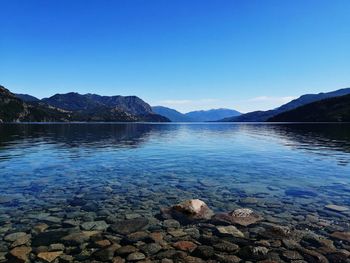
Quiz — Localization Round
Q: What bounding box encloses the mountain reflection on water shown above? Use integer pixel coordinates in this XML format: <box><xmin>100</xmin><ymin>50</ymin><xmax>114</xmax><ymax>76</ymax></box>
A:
<box><xmin>1</xmin><ymin>123</ymin><xmax>350</xmax><ymax>157</ymax></box>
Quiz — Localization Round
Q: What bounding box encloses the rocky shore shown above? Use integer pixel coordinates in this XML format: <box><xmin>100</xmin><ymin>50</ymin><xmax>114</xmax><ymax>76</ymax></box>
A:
<box><xmin>1</xmin><ymin>197</ymin><xmax>349</xmax><ymax>263</ymax></box>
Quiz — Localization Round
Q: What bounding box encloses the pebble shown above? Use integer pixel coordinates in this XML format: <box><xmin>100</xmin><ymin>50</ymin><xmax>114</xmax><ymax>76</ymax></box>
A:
<box><xmin>81</xmin><ymin>220</ymin><xmax>109</xmax><ymax>231</ymax></box>
<box><xmin>4</xmin><ymin>232</ymin><xmax>27</xmax><ymax>242</ymax></box>
<box><xmin>37</xmin><ymin>251</ymin><xmax>63</xmax><ymax>262</ymax></box>
<box><xmin>173</xmin><ymin>241</ymin><xmax>197</xmax><ymax>252</ymax></box>
<box><xmin>127</xmin><ymin>252</ymin><xmax>146</xmax><ymax>261</ymax></box>
<box><xmin>216</xmin><ymin>225</ymin><xmax>244</xmax><ymax>238</ymax></box>
<box><xmin>110</xmin><ymin>218</ymin><xmax>149</xmax><ymax>235</ymax></box>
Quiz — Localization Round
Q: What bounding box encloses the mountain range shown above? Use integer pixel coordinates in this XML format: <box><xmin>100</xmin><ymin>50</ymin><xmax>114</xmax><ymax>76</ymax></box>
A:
<box><xmin>1</xmin><ymin>84</ymin><xmax>350</xmax><ymax>123</ymax></box>
<box><xmin>152</xmin><ymin>106</ymin><xmax>241</xmax><ymax>122</ymax></box>
<box><xmin>221</xmin><ymin>88</ymin><xmax>350</xmax><ymax>122</ymax></box>
<box><xmin>0</xmin><ymin>85</ymin><xmax>169</xmax><ymax>123</ymax></box>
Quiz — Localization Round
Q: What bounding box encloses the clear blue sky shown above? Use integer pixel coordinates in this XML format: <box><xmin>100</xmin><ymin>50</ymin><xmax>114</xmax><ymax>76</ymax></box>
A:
<box><xmin>1</xmin><ymin>0</ymin><xmax>350</xmax><ymax>113</ymax></box>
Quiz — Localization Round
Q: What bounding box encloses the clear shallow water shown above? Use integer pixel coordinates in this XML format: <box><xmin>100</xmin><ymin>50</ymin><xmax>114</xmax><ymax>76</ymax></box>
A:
<box><xmin>1</xmin><ymin>123</ymin><xmax>350</xmax><ymax>261</ymax></box>
<box><xmin>1</xmin><ymin>123</ymin><xmax>350</xmax><ymax>214</ymax></box>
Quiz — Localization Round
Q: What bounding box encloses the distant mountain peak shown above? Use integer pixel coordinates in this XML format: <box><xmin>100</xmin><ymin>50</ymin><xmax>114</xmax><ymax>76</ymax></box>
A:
<box><xmin>153</xmin><ymin>106</ymin><xmax>241</xmax><ymax>122</ymax></box>
<box><xmin>185</xmin><ymin>108</ymin><xmax>241</xmax><ymax>122</ymax></box>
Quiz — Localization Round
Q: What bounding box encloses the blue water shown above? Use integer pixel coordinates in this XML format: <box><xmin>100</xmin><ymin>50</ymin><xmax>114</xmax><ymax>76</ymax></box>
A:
<box><xmin>0</xmin><ymin>123</ymin><xmax>350</xmax><ymax>223</ymax></box>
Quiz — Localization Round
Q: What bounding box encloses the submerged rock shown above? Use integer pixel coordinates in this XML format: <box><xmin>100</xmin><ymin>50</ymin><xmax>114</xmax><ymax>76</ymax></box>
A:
<box><xmin>7</xmin><ymin>246</ymin><xmax>32</xmax><ymax>263</ymax></box>
<box><xmin>173</xmin><ymin>241</ymin><xmax>197</xmax><ymax>252</ymax></box>
<box><xmin>216</xmin><ymin>225</ymin><xmax>244</xmax><ymax>238</ymax></box>
<box><xmin>110</xmin><ymin>217</ymin><xmax>149</xmax><ymax>235</ymax></box>
<box><xmin>4</xmin><ymin>232</ymin><xmax>27</xmax><ymax>242</ymax></box>
<box><xmin>61</xmin><ymin>231</ymin><xmax>100</xmax><ymax>246</ymax></box>
<box><xmin>325</xmin><ymin>204</ymin><xmax>349</xmax><ymax>212</ymax></box>
<box><xmin>127</xmin><ymin>252</ymin><xmax>146</xmax><ymax>261</ymax></box>
<box><xmin>212</xmin><ymin>208</ymin><xmax>262</xmax><ymax>226</ymax></box>
<box><xmin>37</xmin><ymin>251</ymin><xmax>63</xmax><ymax>262</ymax></box>
<box><xmin>81</xmin><ymin>220</ymin><xmax>109</xmax><ymax>231</ymax></box>
<box><xmin>161</xmin><ymin>199</ymin><xmax>214</xmax><ymax>222</ymax></box>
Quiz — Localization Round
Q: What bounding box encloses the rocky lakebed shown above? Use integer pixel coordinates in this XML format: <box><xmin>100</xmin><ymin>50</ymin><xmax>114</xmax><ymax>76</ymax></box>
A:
<box><xmin>1</xmin><ymin>190</ymin><xmax>350</xmax><ymax>263</ymax></box>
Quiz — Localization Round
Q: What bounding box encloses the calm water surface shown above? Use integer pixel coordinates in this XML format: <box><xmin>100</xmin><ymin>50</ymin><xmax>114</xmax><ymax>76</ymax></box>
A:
<box><xmin>1</xmin><ymin>123</ymin><xmax>350</xmax><ymax>215</ymax></box>
<box><xmin>1</xmin><ymin>123</ymin><xmax>350</xmax><ymax>261</ymax></box>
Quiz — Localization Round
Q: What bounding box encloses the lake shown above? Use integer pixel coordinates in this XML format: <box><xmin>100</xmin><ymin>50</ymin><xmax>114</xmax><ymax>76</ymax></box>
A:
<box><xmin>1</xmin><ymin>123</ymin><xmax>350</xmax><ymax>262</ymax></box>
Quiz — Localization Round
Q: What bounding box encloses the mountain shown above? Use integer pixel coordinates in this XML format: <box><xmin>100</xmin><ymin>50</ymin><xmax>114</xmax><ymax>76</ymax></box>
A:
<box><xmin>15</xmin><ymin>93</ymin><xmax>40</xmax><ymax>102</ymax></box>
<box><xmin>268</xmin><ymin>94</ymin><xmax>350</xmax><ymax>122</ymax></box>
<box><xmin>0</xmin><ymin>86</ymin><xmax>69</xmax><ymax>122</ymax></box>
<box><xmin>185</xmin><ymin>108</ymin><xmax>241</xmax><ymax>122</ymax></box>
<box><xmin>42</xmin><ymin>92</ymin><xmax>169</xmax><ymax>122</ymax></box>
<box><xmin>152</xmin><ymin>106</ymin><xmax>193</xmax><ymax>122</ymax></box>
<box><xmin>0</xmin><ymin>86</ymin><xmax>169</xmax><ymax>122</ymax></box>
<box><xmin>222</xmin><ymin>88</ymin><xmax>350</xmax><ymax>122</ymax></box>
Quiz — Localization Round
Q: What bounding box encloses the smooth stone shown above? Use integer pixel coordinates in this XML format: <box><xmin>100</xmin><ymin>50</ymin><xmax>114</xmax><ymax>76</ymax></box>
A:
<box><xmin>11</xmin><ymin>234</ymin><xmax>31</xmax><ymax>248</ymax></box>
<box><xmin>48</xmin><ymin>243</ymin><xmax>65</xmax><ymax>251</ymax></box>
<box><xmin>259</xmin><ymin>223</ymin><xmax>291</xmax><ymax>239</ymax></box>
<box><xmin>81</xmin><ymin>221</ymin><xmax>109</xmax><ymax>231</ymax></box>
<box><xmin>61</xmin><ymin>231</ymin><xmax>100</xmax><ymax>245</ymax></box>
<box><xmin>164</xmin><ymin>219</ymin><xmax>181</xmax><ymax>229</ymax></box>
<box><xmin>126</xmin><ymin>231</ymin><xmax>150</xmax><ymax>242</ymax></box>
<box><xmin>33</xmin><ymin>223</ymin><xmax>49</xmax><ymax>233</ymax></box>
<box><xmin>110</xmin><ymin>218</ymin><xmax>149</xmax><ymax>235</ymax></box>
<box><xmin>127</xmin><ymin>252</ymin><xmax>146</xmax><ymax>261</ymax></box>
<box><xmin>59</xmin><ymin>254</ymin><xmax>74</xmax><ymax>263</ymax></box>
<box><xmin>213</xmin><ymin>242</ymin><xmax>239</xmax><ymax>253</ymax></box>
<box><xmin>149</xmin><ymin>232</ymin><xmax>164</xmax><ymax>243</ymax></box>
<box><xmin>4</xmin><ymin>232</ymin><xmax>27</xmax><ymax>242</ymax></box>
<box><xmin>216</xmin><ymin>226</ymin><xmax>244</xmax><ymax>238</ymax></box>
<box><xmin>42</xmin><ymin>216</ymin><xmax>61</xmax><ymax>224</ymax></box>
<box><xmin>325</xmin><ymin>204</ymin><xmax>349</xmax><ymax>212</ymax></box>
<box><xmin>125</xmin><ymin>213</ymin><xmax>141</xmax><ymax>220</ymax></box>
<box><xmin>213</xmin><ymin>208</ymin><xmax>262</xmax><ymax>227</ymax></box>
<box><xmin>140</xmin><ymin>243</ymin><xmax>162</xmax><ymax>255</ymax></box>
<box><xmin>8</xmin><ymin>246</ymin><xmax>32</xmax><ymax>263</ymax></box>
<box><xmin>239</xmin><ymin>197</ymin><xmax>259</xmax><ymax>204</ymax></box>
<box><xmin>185</xmin><ymin>228</ymin><xmax>200</xmax><ymax>239</ymax></box>
<box><xmin>173</xmin><ymin>241</ymin><xmax>197</xmax><ymax>252</ymax></box>
<box><xmin>37</xmin><ymin>251</ymin><xmax>63</xmax><ymax>262</ymax></box>
<box><xmin>94</xmin><ymin>239</ymin><xmax>111</xmax><ymax>248</ymax></box>
<box><xmin>168</xmin><ymin>229</ymin><xmax>187</xmax><ymax>237</ymax></box>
